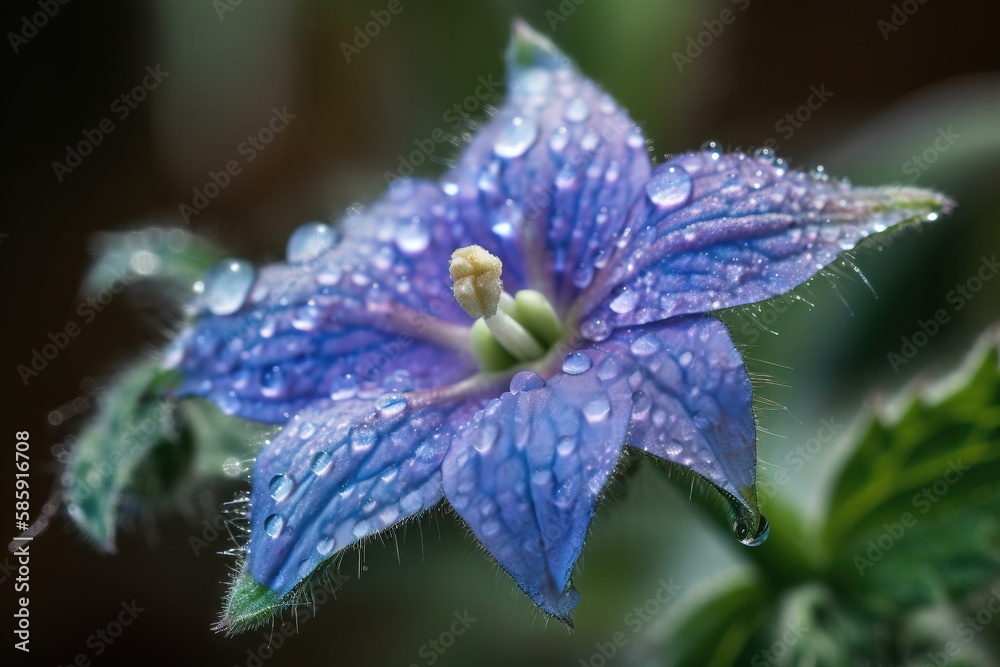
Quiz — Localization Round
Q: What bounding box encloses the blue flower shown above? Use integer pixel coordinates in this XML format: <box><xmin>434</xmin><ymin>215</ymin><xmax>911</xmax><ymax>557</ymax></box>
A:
<box><xmin>161</xmin><ymin>21</ymin><xmax>950</xmax><ymax>629</ymax></box>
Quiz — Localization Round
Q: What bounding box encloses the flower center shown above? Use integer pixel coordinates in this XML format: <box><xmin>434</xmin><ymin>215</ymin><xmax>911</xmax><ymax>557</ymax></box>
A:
<box><xmin>449</xmin><ymin>245</ymin><xmax>562</xmax><ymax>370</ymax></box>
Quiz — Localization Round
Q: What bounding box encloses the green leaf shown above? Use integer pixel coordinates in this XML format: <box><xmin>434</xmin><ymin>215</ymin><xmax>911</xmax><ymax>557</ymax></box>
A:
<box><xmin>64</xmin><ymin>360</ymin><xmax>181</xmax><ymax>550</ymax></box>
<box><xmin>823</xmin><ymin>332</ymin><xmax>1000</xmax><ymax>610</ymax></box>
<box><xmin>82</xmin><ymin>226</ymin><xmax>223</xmax><ymax>295</ymax></box>
<box><xmin>64</xmin><ymin>361</ymin><xmax>271</xmax><ymax>550</ymax></box>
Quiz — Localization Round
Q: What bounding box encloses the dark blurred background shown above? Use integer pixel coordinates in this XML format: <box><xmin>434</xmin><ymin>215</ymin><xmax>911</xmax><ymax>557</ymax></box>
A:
<box><xmin>3</xmin><ymin>1</ymin><xmax>999</xmax><ymax>665</ymax></box>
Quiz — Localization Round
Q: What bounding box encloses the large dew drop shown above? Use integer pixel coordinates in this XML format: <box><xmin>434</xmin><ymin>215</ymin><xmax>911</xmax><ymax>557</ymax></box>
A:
<box><xmin>269</xmin><ymin>474</ymin><xmax>293</xmax><ymax>501</ymax></box>
<box><xmin>562</xmin><ymin>351</ymin><xmax>593</xmax><ymax>375</ymax></box>
<box><xmin>494</xmin><ymin>116</ymin><xmax>539</xmax><ymax>158</ymax></box>
<box><xmin>264</xmin><ymin>513</ymin><xmax>285</xmax><ymax>538</ymax></box>
<box><xmin>286</xmin><ymin>222</ymin><xmax>339</xmax><ymax>263</ymax></box>
<box><xmin>203</xmin><ymin>258</ymin><xmax>256</xmax><ymax>316</ymax></box>
<box><xmin>396</xmin><ymin>217</ymin><xmax>431</xmax><ymax>253</ymax></box>
<box><xmin>645</xmin><ymin>166</ymin><xmax>693</xmax><ymax>213</ymax></box>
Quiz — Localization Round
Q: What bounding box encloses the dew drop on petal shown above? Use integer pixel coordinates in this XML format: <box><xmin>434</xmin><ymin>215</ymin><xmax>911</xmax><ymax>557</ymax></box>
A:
<box><xmin>701</xmin><ymin>140</ymin><xmax>722</xmax><ymax>159</ymax></box>
<box><xmin>583</xmin><ymin>396</ymin><xmax>611</xmax><ymax>423</ymax></box>
<box><xmin>630</xmin><ymin>333</ymin><xmax>661</xmax><ymax>356</ymax></box>
<box><xmin>310</xmin><ymin>450</ymin><xmax>333</xmax><ymax>475</ymax></box>
<box><xmin>572</xmin><ymin>263</ymin><xmax>594</xmax><ymax>289</ymax></box>
<box><xmin>269</xmin><ymin>474</ymin><xmax>293</xmax><ymax>501</ymax></box>
<box><xmin>350</xmin><ymin>427</ymin><xmax>376</xmax><ymax>453</ymax></box>
<box><xmin>286</xmin><ymin>222</ymin><xmax>339</xmax><ymax>263</ymax></box>
<box><xmin>549</xmin><ymin>126</ymin><xmax>570</xmax><ymax>153</ymax></box>
<box><xmin>581</xmin><ymin>318</ymin><xmax>611</xmax><ymax>342</ymax></box>
<box><xmin>474</xmin><ymin>421</ymin><xmax>500</xmax><ymax>454</ymax></box>
<box><xmin>376</xmin><ymin>392</ymin><xmax>408</xmax><ymax>417</ymax></box>
<box><xmin>609</xmin><ymin>288</ymin><xmax>639</xmax><ymax>314</ymax></box>
<box><xmin>510</xmin><ymin>371</ymin><xmax>545</xmax><ymax>394</ymax></box>
<box><xmin>631</xmin><ymin>390</ymin><xmax>652</xmax><ymax>418</ymax></box>
<box><xmin>264</xmin><ymin>514</ymin><xmax>284</xmax><ymax>538</ymax></box>
<box><xmin>298</xmin><ymin>422</ymin><xmax>316</xmax><ymax>440</ymax></box>
<box><xmin>645</xmin><ymin>166</ymin><xmax>693</xmax><ymax>212</ymax></box>
<box><xmin>396</xmin><ymin>217</ymin><xmax>431</xmax><ymax>253</ymax></box>
<box><xmin>564</xmin><ymin>97</ymin><xmax>590</xmax><ymax>123</ymax></box>
<box><xmin>317</xmin><ymin>537</ymin><xmax>337</xmax><ymax>556</ymax></box>
<box><xmin>494</xmin><ymin>116</ymin><xmax>539</xmax><ymax>158</ymax></box>
<box><xmin>556</xmin><ymin>436</ymin><xmax>576</xmax><ymax>456</ymax></box>
<box><xmin>753</xmin><ymin>147</ymin><xmax>776</xmax><ymax>164</ymax></box>
<box><xmin>562</xmin><ymin>351</ymin><xmax>593</xmax><ymax>375</ymax></box>
<box><xmin>317</xmin><ymin>262</ymin><xmax>343</xmax><ymax>286</ymax></box>
<box><xmin>203</xmin><ymin>258</ymin><xmax>256</xmax><ymax>316</ymax></box>
<box><xmin>382</xmin><ymin>370</ymin><xmax>414</xmax><ymax>393</ymax></box>
<box><xmin>260</xmin><ymin>365</ymin><xmax>287</xmax><ymax>397</ymax></box>
<box><xmin>597</xmin><ymin>356</ymin><xmax>621</xmax><ymax>381</ymax></box>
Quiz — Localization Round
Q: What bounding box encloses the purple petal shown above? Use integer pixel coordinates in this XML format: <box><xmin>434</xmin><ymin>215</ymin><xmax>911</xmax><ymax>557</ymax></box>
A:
<box><xmin>595</xmin><ymin>316</ymin><xmax>762</xmax><ymax>532</ymax></box>
<box><xmin>580</xmin><ymin>151</ymin><xmax>953</xmax><ymax>331</ymax></box>
<box><xmin>168</xmin><ymin>179</ymin><xmax>481</xmax><ymax>423</ymax></box>
<box><xmin>446</xmin><ymin>20</ymin><xmax>651</xmax><ymax>309</ymax></box>
<box><xmin>248</xmin><ymin>380</ymin><xmax>500</xmax><ymax>595</ymax></box>
<box><xmin>442</xmin><ymin>350</ymin><xmax>632</xmax><ymax>623</ymax></box>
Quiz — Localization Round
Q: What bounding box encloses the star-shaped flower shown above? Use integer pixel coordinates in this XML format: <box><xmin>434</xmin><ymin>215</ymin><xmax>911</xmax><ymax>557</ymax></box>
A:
<box><xmin>156</xmin><ymin>21</ymin><xmax>949</xmax><ymax>629</ymax></box>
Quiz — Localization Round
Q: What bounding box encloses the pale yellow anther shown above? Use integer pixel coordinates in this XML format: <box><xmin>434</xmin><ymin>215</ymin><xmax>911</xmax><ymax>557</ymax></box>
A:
<box><xmin>450</xmin><ymin>245</ymin><xmax>503</xmax><ymax>319</ymax></box>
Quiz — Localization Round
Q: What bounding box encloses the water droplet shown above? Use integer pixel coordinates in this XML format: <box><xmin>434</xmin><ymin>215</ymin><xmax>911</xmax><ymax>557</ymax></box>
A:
<box><xmin>317</xmin><ymin>262</ymin><xmax>343</xmax><ymax>286</ymax></box>
<box><xmin>222</xmin><ymin>457</ymin><xmax>243</xmax><ymax>477</ymax></box>
<box><xmin>291</xmin><ymin>303</ymin><xmax>322</xmax><ymax>331</ymax></box>
<box><xmin>494</xmin><ymin>116</ymin><xmax>539</xmax><ymax>158</ymax></box>
<box><xmin>376</xmin><ymin>392</ymin><xmax>408</xmax><ymax>417</ymax></box>
<box><xmin>286</xmin><ymin>222</ymin><xmax>339</xmax><ymax>263</ymax></box>
<box><xmin>388</xmin><ymin>177</ymin><xmax>416</xmax><ymax>201</ymax></box>
<box><xmin>580</xmin><ymin>128</ymin><xmax>600</xmax><ymax>151</ymax></box>
<box><xmin>317</xmin><ymin>537</ymin><xmax>337</xmax><ymax>556</ymax></box>
<box><xmin>482</xmin><ymin>520</ymin><xmax>501</xmax><ymax>537</ymax></box>
<box><xmin>609</xmin><ymin>288</ymin><xmax>639</xmax><ymax>314</ymax></box>
<box><xmin>678</xmin><ymin>351</ymin><xmax>693</xmax><ymax>367</ymax></box>
<box><xmin>298</xmin><ymin>422</ymin><xmax>316</xmax><ymax>440</ymax></box>
<box><xmin>753</xmin><ymin>147</ymin><xmax>776</xmax><ymax>164</ymax></box>
<box><xmin>203</xmin><ymin>258</ymin><xmax>256</xmax><ymax>316</ymax></box>
<box><xmin>645</xmin><ymin>166</ymin><xmax>693</xmax><ymax>212</ymax></box>
<box><xmin>162</xmin><ymin>331</ymin><xmax>189</xmax><ymax>369</ymax></box>
<box><xmin>396</xmin><ymin>217</ymin><xmax>430</xmax><ymax>253</ymax></box>
<box><xmin>811</xmin><ymin>164</ymin><xmax>829</xmax><ymax>181</ymax></box>
<box><xmin>310</xmin><ymin>450</ymin><xmax>333</xmax><ymax>475</ymax></box>
<box><xmin>597</xmin><ymin>356</ymin><xmax>621</xmax><ymax>381</ymax></box>
<box><xmin>556</xmin><ymin>436</ymin><xmax>576</xmax><ymax>456</ymax></box>
<box><xmin>549</xmin><ymin>126</ymin><xmax>570</xmax><ymax>153</ymax></box>
<box><xmin>510</xmin><ymin>371</ymin><xmax>545</xmax><ymax>394</ymax></box>
<box><xmin>260</xmin><ymin>365</ymin><xmax>286</xmax><ymax>398</ymax></box>
<box><xmin>350</xmin><ymin>426</ymin><xmax>376</xmax><ymax>453</ymax></box>
<box><xmin>583</xmin><ymin>397</ymin><xmax>611</xmax><ymax>423</ymax></box>
<box><xmin>442</xmin><ymin>180</ymin><xmax>460</xmax><ymax>196</ymax></box>
<box><xmin>474</xmin><ymin>422</ymin><xmax>499</xmax><ymax>453</ymax></box>
<box><xmin>572</xmin><ymin>263</ymin><xmax>594</xmax><ymax>289</ymax></box>
<box><xmin>562</xmin><ymin>351</ymin><xmax>593</xmax><ymax>375</ymax></box>
<box><xmin>531</xmin><ymin>469</ymin><xmax>552</xmax><ymax>486</ymax></box>
<box><xmin>477</xmin><ymin>166</ymin><xmax>497</xmax><ymax>193</ymax></box>
<box><xmin>631</xmin><ymin>390</ymin><xmax>652</xmax><ymax>418</ymax></box>
<box><xmin>630</xmin><ymin>333</ymin><xmax>661</xmax><ymax>356</ymax></box>
<box><xmin>329</xmin><ymin>375</ymin><xmax>359</xmax><ymax>401</ymax></box>
<box><xmin>130</xmin><ymin>250</ymin><xmax>160</xmax><ymax>276</ymax></box>
<box><xmin>581</xmin><ymin>318</ymin><xmax>610</xmax><ymax>342</ymax></box>
<box><xmin>564</xmin><ymin>97</ymin><xmax>590</xmax><ymax>122</ymax></box>
<box><xmin>264</xmin><ymin>514</ymin><xmax>284</xmax><ymax>538</ymax></box>
<box><xmin>382</xmin><ymin>370</ymin><xmax>414</xmax><ymax>393</ymax></box>
<box><xmin>269</xmin><ymin>474</ymin><xmax>293</xmax><ymax>501</ymax></box>
<box><xmin>701</xmin><ymin>140</ymin><xmax>722</xmax><ymax>159</ymax></box>
<box><xmin>732</xmin><ymin>514</ymin><xmax>770</xmax><ymax>547</ymax></box>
